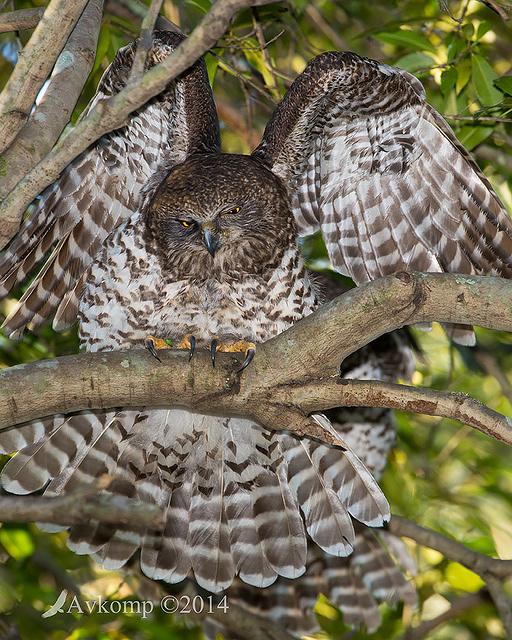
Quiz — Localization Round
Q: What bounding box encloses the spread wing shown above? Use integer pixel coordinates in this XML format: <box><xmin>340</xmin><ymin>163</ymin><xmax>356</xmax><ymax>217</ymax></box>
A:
<box><xmin>0</xmin><ymin>30</ymin><xmax>220</xmax><ymax>339</ymax></box>
<box><xmin>253</xmin><ymin>51</ymin><xmax>512</xmax><ymax>344</ymax></box>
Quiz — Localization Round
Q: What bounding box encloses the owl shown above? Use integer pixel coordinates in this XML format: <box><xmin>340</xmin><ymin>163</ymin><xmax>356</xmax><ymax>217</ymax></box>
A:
<box><xmin>1</xmin><ymin>29</ymin><xmax>511</xmax><ymax>634</ymax></box>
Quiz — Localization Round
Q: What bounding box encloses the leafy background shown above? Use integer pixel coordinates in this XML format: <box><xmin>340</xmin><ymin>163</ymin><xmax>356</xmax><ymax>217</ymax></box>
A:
<box><xmin>0</xmin><ymin>0</ymin><xmax>511</xmax><ymax>638</ymax></box>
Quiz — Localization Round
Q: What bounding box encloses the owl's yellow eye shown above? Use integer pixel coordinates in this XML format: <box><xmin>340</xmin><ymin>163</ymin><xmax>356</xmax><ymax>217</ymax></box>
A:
<box><xmin>181</xmin><ymin>220</ymin><xmax>191</xmax><ymax>227</ymax></box>
<box><xmin>224</xmin><ymin>206</ymin><xmax>241</xmax><ymax>215</ymax></box>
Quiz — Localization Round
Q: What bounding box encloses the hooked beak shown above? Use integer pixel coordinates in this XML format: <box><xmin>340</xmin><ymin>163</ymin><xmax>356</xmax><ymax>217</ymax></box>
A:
<box><xmin>202</xmin><ymin>225</ymin><xmax>222</xmax><ymax>257</ymax></box>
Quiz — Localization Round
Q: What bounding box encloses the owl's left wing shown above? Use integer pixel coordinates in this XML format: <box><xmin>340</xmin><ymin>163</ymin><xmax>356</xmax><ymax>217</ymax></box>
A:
<box><xmin>253</xmin><ymin>51</ymin><xmax>512</xmax><ymax>343</ymax></box>
<box><xmin>0</xmin><ymin>30</ymin><xmax>220</xmax><ymax>339</ymax></box>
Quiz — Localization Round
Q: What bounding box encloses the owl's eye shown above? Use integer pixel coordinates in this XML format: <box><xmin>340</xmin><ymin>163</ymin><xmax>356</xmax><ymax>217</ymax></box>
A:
<box><xmin>222</xmin><ymin>206</ymin><xmax>241</xmax><ymax>216</ymax></box>
<box><xmin>179</xmin><ymin>220</ymin><xmax>194</xmax><ymax>228</ymax></box>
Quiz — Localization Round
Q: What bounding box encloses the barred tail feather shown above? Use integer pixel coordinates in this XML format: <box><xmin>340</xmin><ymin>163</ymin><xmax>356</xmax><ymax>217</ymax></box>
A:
<box><xmin>0</xmin><ymin>406</ymin><xmax>388</xmax><ymax>592</ymax></box>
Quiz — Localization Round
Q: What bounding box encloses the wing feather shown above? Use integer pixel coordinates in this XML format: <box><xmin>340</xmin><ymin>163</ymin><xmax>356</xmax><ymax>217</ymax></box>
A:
<box><xmin>0</xmin><ymin>31</ymin><xmax>220</xmax><ymax>338</ymax></box>
<box><xmin>254</xmin><ymin>51</ymin><xmax>512</xmax><ymax>343</ymax></box>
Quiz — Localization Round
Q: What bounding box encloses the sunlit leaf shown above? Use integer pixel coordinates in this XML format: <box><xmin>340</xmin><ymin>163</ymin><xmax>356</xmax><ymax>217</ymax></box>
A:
<box><xmin>471</xmin><ymin>54</ymin><xmax>502</xmax><ymax>106</ymax></box>
<box><xmin>476</xmin><ymin>21</ymin><xmax>492</xmax><ymax>41</ymax></box>
<box><xmin>455</xmin><ymin>57</ymin><xmax>472</xmax><ymax>94</ymax></box>
<box><xmin>445</xmin><ymin>562</ymin><xmax>485</xmax><ymax>592</ymax></box>
<box><xmin>0</xmin><ymin>528</ymin><xmax>35</xmax><ymax>560</ymax></box>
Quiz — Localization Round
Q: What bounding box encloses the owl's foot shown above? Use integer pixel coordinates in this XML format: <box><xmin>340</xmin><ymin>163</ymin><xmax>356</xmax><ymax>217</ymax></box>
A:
<box><xmin>144</xmin><ymin>335</ymin><xmax>171</xmax><ymax>362</ymax></box>
<box><xmin>211</xmin><ymin>339</ymin><xmax>256</xmax><ymax>372</ymax></box>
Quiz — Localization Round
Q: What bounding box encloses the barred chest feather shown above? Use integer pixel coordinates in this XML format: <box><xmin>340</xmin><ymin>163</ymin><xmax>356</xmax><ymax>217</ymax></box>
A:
<box><xmin>78</xmin><ymin>216</ymin><xmax>320</xmax><ymax>352</ymax></box>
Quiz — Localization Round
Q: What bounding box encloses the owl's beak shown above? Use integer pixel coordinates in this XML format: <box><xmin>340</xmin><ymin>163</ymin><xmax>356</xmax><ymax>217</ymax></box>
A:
<box><xmin>202</xmin><ymin>225</ymin><xmax>222</xmax><ymax>257</ymax></box>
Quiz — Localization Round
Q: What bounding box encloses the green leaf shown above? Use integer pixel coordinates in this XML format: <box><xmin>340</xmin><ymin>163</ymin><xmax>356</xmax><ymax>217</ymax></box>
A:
<box><xmin>441</xmin><ymin>67</ymin><xmax>457</xmax><ymax>96</ymax></box>
<box><xmin>0</xmin><ymin>528</ymin><xmax>35</xmax><ymax>561</ymax></box>
<box><xmin>462</xmin><ymin>23</ymin><xmax>474</xmax><ymax>39</ymax></box>
<box><xmin>456</xmin><ymin>58</ymin><xmax>472</xmax><ymax>94</ymax></box>
<box><xmin>471</xmin><ymin>54</ymin><xmax>502</xmax><ymax>106</ymax></box>
<box><xmin>445</xmin><ymin>562</ymin><xmax>485</xmax><ymax>592</ymax></box>
<box><xmin>396</xmin><ymin>52</ymin><xmax>434</xmax><ymax>72</ymax></box>
<box><xmin>374</xmin><ymin>30</ymin><xmax>437</xmax><ymax>54</ymax></box>
<box><xmin>446</xmin><ymin>35</ymin><xmax>464</xmax><ymax>62</ymax></box>
<box><xmin>204</xmin><ymin>52</ymin><xmax>220</xmax><ymax>88</ymax></box>
<box><xmin>476</xmin><ymin>21</ymin><xmax>492</xmax><ymax>41</ymax></box>
<box><xmin>457</xmin><ymin>125</ymin><xmax>494</xmax><ymax>150</ymax></box>
<box><xmin>494</xmin><ymin>76</ymin><xmax>512</xmax><ymax>97</ymax></box>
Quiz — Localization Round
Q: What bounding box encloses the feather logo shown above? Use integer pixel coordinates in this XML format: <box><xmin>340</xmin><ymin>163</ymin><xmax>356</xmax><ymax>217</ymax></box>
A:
<box><xmin>42</xmin><ymin>589</ymin><xmax>68</xmax><ymax>618</ymax></box>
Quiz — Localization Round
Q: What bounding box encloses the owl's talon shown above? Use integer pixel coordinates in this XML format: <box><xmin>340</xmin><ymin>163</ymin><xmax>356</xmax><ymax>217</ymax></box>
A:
<box><xmin>188</xmin><ymin>335</ymin><xmax>196</xmax><ymax>361</ymax></box>
<box><xmin>238</xmin><ymin>347</ymin><xmax>256</xmax><ymax>373</ymax></box>
<box><xmin>211</xmin><ymin>338</ymin><xmax>219</xmax><ymax>367</ymax></box>
<box><xmin>144</xmin><ymin>335</ymin><xmax>169</xmax><ymax>362</ymax></box>
<box><xmin>178</xmin><ymin>334</ymin><xmax>197</xmax><ymax>361</ymax></box>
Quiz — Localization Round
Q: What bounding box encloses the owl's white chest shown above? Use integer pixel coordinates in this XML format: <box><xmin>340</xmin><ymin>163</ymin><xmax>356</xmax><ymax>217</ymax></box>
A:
<box><xmin>79</xmin><ymin>223</ymin><xmax>318</xmax><ymax>352</ymax></box>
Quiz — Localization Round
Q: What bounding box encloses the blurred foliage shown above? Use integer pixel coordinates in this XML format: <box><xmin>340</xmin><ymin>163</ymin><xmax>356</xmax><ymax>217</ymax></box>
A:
<box><xmin>1</xmin><ymin>0</ymin><xmax>512</xmax><ymax>639</ymax></box>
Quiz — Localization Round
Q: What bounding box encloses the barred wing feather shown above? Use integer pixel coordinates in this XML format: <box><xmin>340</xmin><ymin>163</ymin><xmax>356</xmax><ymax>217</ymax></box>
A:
<box><xmin>254</xmin><ymin>51</ymin><xmax>512</xmax><ymax>344</ymax></box>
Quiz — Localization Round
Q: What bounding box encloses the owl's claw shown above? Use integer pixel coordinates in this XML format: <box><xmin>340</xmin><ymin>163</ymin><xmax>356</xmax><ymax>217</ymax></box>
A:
<box><xmin>211</xmin><ymin>338</ymin><xmax>219</xmax><ymax>367</ymax></box>
<box><xmin>187</xmin><ymin>335</ymin><xmax>196</xmax><ymax>361</ymax></box>
<box><xmin>178</xmin><ymin>334</ymin><xmax>196</xmax><ymax>361</ymax></box>
<box><xmin>144</xmin><ymin>335</ymin><xmax>171</xmax><ymax>362</ymax></box>
<box><xmin>238</xmin><ymin>347</ymin><xmax>256</xmax><ymax>373</ymax></box>
<box><xmin>210</xmin><ymin>339</ymin><xmax>256</xmax><ymax>372</ymax></box>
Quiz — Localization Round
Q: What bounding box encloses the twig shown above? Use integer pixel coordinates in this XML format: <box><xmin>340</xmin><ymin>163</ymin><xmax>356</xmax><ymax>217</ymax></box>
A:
<box><xmin>251</xmin><ymin>8</ymin><xmax>281</xmax><ymax>99</ymax></box>
<box><xmin>0</xmin><ymin>7</ymin><xmax>45</xmax><ymax>33</ymax></box>
<box><xmin>443</xmin><ymin>114</ymin><xmax>512</xmax><ymax>124</ymax></box>
<box><xmin>486</xmin><ymin>577</ymin><xmax>512</xmax><ymax>639</ymax></box>
<box><xmin>388</xmin><ymin>516</ymin><xmax>512</xmax><ymax>579</ymax></box>
<box><xmin>0</xmin><ymin>483</ymin><xmax>164</xmax><ymax>529</ymax></box>
<box><xmin>392</xmin><ymin>515</ymin><xmax>512</xmax><ymax>639</ymax></box>
<box><xmin>477</xmin><ymin>0</ymin><xmax>511</xmax><ymax>20</ymax></box>
<box><xmin>210</xmin><ymin>50</ymin><xmax>277</xmax><ymax>104</ymax></box>
<box><xmin>128</xmin><ymin>0</ymin><xmax>165</xmax><ymax>81</ymax></box>
<box><xmin>402</xmin><ymin>592</ymin><xmax>487</xmax><ymax>640</ymax></box>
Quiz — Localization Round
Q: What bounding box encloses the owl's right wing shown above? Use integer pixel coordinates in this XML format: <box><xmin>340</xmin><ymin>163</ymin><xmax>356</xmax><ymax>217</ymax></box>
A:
<box><xmin>0</xmin><ymin>30</ymin><xmax>220</xmax><ymax>339</ymax></box>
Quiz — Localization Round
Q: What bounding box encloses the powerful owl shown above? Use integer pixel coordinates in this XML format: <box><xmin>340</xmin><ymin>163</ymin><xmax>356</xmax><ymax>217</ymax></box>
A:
<box><xmin>1</xmin><ymin>30</ymin><xmax>511</xmax><ymax>634</ymax></box>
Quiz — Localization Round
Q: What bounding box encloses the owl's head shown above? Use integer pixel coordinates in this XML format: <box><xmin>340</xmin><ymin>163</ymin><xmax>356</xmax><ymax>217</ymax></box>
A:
<box><xmin>142</xmin><ymin>154</ymin><xmax>295</xmax><ymax>278</ymax></box>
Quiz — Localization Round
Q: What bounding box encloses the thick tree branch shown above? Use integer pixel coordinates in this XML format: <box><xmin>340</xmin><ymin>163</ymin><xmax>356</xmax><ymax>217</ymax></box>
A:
<box><xmin>0</xmin><ymin>0</ymin><xmax>103</xmax><ymax>201</ymax></box>
<box><xmin>0</xmin><ymin>273</ymin><xmax>511</xmax><ymax>449</ymax></box>
<box><xmin>0</xmin><ymin>0</ymin><xmax>90</xmax><ymax>154</ymax></box>
<box><xmin>0</xmin><ymin>0</ymin><xmax>279</xmax><ymax>249</ymax></box>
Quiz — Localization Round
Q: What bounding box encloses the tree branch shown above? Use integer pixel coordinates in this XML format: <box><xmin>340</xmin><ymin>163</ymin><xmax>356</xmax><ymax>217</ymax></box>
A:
<box><xmin>0</xmin><ymin>0</ymin><xmax>103</xmax><ymax>201</ymax></box>
<box><xmin>0</xmin><ymin>8</ymin><xmax>45</xmax><ymax>33</ymax></box>
<box><xmin>0</xmin><ymin>482</ymin><xmax>163</xmax><ymax>529</ymax></box>
<box><xmin>402</xmin><ymin>592</ymin><xmax>488</xmax><ymax>640</ymax></box>
<box><xmin>388</xmin><ymin>516</ymin><xmax>512</xmax><ymax>580</ymax></box>
<box><xmin>0</xmin><ymin>273</ymin><xmax>510</xmax><ymax>449</ymax></box>
<box><xmin>390</xmin><ymin>515</ymin><xmax>512</xmax><ymax>640</ymax></box>
<box><xmin>0</xmin><ymin>0</ymin><xmax>279</xmax><ymax>249</ymax></box>
<box><xmin>0</xmin><ymin>0</ymin><xmax>90</xmax><ymax>154</ymax></box>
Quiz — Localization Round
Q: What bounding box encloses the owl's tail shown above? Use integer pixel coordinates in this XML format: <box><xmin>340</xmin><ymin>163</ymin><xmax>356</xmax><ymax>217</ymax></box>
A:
<box><xmin>0</xmin><ymin>407</ymin><xmax>389</xmax><ymax>593</ymax></box>
<box><xmin>203</xmin><ymin>526</ymin><xmax>417</xmax><ymax>638</ymax></box>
